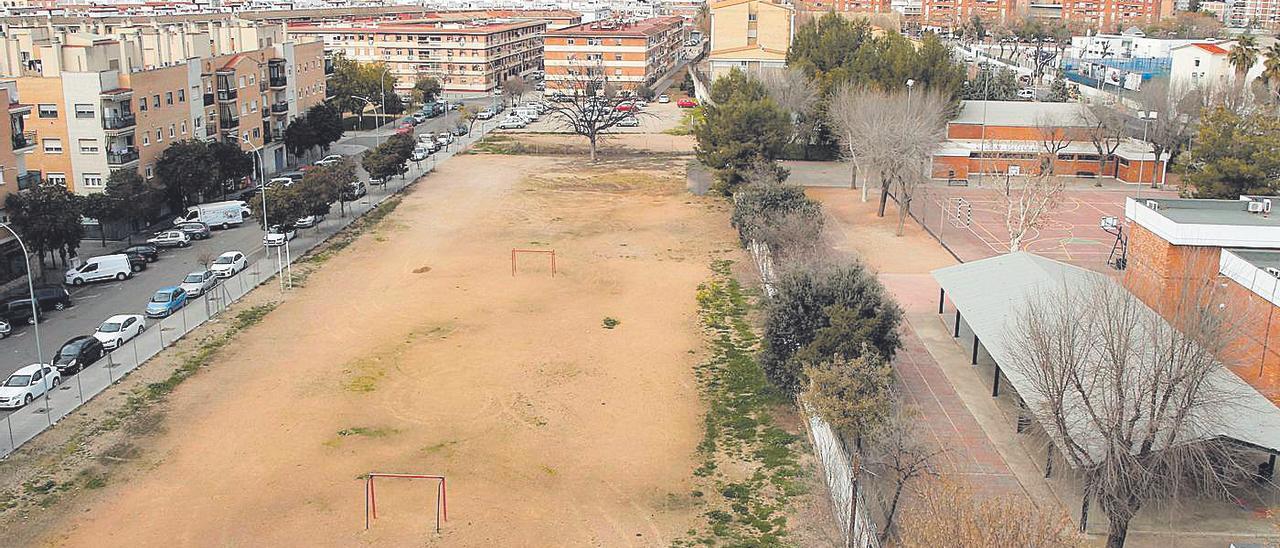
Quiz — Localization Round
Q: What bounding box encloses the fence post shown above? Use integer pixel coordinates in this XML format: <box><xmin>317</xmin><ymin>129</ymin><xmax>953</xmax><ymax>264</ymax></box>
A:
<box><xmin>5</xmin><ymin>415</ymin><xmax>13</xmax><ymax>452</ymax></box>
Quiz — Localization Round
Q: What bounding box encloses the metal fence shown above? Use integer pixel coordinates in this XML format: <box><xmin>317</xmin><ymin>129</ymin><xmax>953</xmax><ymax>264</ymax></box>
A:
<box><xmin>0</xmin><ymin>120</ymin><xmax>494</xmax><ymax>458</ymax></box>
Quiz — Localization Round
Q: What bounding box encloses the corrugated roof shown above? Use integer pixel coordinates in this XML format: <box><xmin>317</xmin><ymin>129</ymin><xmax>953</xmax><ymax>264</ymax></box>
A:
<box><xmin>951</xmin><ymin>100</ymin><xmax>1092</xmax><ymax>128</ymax></box>
<box><xmin>933</xmin><ymin>252</ymin><xmax>1280</xmax><ymax>459</ymax></box>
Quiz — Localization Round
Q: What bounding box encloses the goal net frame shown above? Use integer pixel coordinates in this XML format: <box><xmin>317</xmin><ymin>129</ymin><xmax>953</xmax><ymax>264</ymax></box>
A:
<box><xmin>364</xmin><ymin>472</ymin><xmax>448</xmax><ymax>532</ymax></box>
<box><xmin>511</xmin><ymin>248</ymin><xmax>557</xmax><ymax>277</ymax></box>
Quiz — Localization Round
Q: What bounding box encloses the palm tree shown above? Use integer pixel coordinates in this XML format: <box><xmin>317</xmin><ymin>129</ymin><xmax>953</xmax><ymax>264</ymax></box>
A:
<box><xmin>1262</xmin><ymin>43</ymin><xmax>1280</xmax><ymax>101</ymax></box>
<box><xmin>1228</xmin><ymin>35</ymin><xmax>1259</xmax><ymax>82</ymax></box>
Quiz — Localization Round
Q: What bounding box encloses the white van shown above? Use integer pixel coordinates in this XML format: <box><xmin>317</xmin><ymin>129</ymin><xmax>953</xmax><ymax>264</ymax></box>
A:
<box><xmin>174</xmin><ymin>201</ymin><xmax>250</xmax><ymax>229</ymax></box>
<box><xmin>65</xmin><ymin>254</ymin><xmax>133</xmax><ymax>285</ymax></box>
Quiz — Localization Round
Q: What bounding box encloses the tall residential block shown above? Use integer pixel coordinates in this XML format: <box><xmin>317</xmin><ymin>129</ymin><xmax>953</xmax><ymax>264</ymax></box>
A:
<box><xmin>707</xmin><ymin>0</ymin><xmax>794</xmax><ymax>81</ymax></box>
<box><xmin>543</xmin><ymin>17</ymin><xmax>688</xmax><ymax>95</ymax></box>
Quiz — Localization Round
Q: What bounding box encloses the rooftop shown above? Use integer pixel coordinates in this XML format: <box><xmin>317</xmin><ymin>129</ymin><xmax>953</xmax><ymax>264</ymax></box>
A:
<box><xmin>547</xmin><ymin>16</ymin><xmax>683</xmax><ymax>37</ymax></box>
<box><xmin>1226</xmin><ymin>248</ymin><xmax>1280</xmax><ymax>271</ymax></box>
<box><xmin>952</xmin><ymin>100</ymin><xmax>1091</xmax><ymax>128</ymax></box>
<box><xmin>287</xmin><ymin>20</ymin><xmax>545</xmax><ymax>35</ymax></box>
<box><xmin>1134</xmin><ymin>197</ymin><xmax>1280</xmax><ymax>228</ymax></box>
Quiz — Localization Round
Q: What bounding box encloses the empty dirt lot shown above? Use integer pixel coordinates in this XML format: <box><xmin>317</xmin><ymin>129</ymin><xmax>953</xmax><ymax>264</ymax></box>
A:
<box><xmin>38</xmin><ymin>153</ymin><xmax>741</xmax><ymax>546</ymax></box>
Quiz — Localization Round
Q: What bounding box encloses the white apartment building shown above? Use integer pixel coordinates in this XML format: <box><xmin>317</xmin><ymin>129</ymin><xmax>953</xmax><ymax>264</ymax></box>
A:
<box><xmin>1169</xmin><ymin>40</ymin><xmax>1266</xmax><ymax>93</ymax></box>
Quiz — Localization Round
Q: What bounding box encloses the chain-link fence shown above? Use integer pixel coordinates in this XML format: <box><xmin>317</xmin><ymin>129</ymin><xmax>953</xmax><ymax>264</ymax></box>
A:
<box><xmin>0</xmin><ymin>119</ymin><xmax>496</xmax><ymax>458</ymax></box>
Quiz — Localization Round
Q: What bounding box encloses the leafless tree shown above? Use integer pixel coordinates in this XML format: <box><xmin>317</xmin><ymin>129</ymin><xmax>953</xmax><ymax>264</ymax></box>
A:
<box><xmin>1009</xmin><ymin>275</ymin><xmax>1256</xmax><ymax>548</ymax></box>
<box><xmin>867</xmin><ymin>402</ymin><xmax>946</xmax><ymax>544</ymax></box>
<box><xmin>827</xmin><ymin>83</ymin><xmax>874</xmax><ymax>199</ymax></box>
<box><xmin>1080</xmin><ymin>102</ymin><xmax>1127</xmax><ymax>179</ymax></box>
<box><xmin>998</xmin><ymin>171</ymin><xmax>1067</xmax><ymax>252</ymax></box>
<box><xmin>544</xmin><ymin>59</ymin><xmax>654</xmax><ymax>162</ymax></box>
<box><xmin>500</xmin><ymin>77</ymin><xmax>529</xmax><ymax>107</ymax></box>
<box><xmin>897</xmin><ymin>477</ymin><xmax>1081</xmax><ymax>547</ymax></box>
<box><xmin>1036</xmin><ymin>113</ymin><xmax>1076</xmax><ymax>174</ymax></box>
<box><xmin>758</xmin><ymin>67</ymin><xmax>819</xmax><ymax>145</ymax></box>
<box><xmin>1131</xmin><ymin>80</ymin><xmax>1201</xmax><ymax>188</ymax></box>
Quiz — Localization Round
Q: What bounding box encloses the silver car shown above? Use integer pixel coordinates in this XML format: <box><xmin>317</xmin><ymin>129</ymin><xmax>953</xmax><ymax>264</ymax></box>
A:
<box><xmin>179</xmin><ymin>269</ymin><xmax>218</xmax><ymax>297</ymax></box>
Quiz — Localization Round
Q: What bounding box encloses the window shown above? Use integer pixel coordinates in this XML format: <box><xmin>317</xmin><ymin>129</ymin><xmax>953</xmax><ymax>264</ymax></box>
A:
<box><xmin>181</xmin><ymin>121</ymin><xmax>187</xmax><ymax>134</ymax></box>
<box><xmin>248</xmin><ymin>74</ymin><xmax>255</xmax><ymax>84</ymax></box>
<box><xmin>748</xmin><ymin>13</ymin><xmax>757</xmax><ymax>21</ymax></box>
<box><xmin>169</xmin><ymin>124</ymin><xmax>175</xmax><ymax>138</ymax></box>
<box><xmin>239</xmin><ymin>76</ymin><xmax>246</xmax><ymax>88</ymax></box>
<box><xmin>243</xmin><ymin>132</ymin><xmax>249</xmax><ymax>142</ymax></box>
<box><xmin>165</xmin><ymin>92</ymin><xmax>173</xmax><ymax>105</ymax></box>
<box><xmin>139</xmin><ymin>98</ymin><xmax>148</xmax><ymax>111</ymax></box>
<box><xmin>1194</xmin><ymin>59</ymin><xmax>1201</xmax><ymax>67</ymax></box>
<box><xmin>74</xmin><ymin>104</ymin><xmax>95</xmax><ymax>118</ymax></box>
<box><xmin>37</xmin><ymin>104</ymin><xmax>58</xmax><ymax>118</ymax></box>
<box><xmin>178</xmin><ymin>88</ymin><xmax>185</xmax><ymax>102</ymax></box>
<box><xmin>144</xmin><ymin>165</ymin><xmax>154</xmax><ymax>179</ymax></box>
<box><xmin>615</xmin><ymin>38</ymin><xmax>622</xmax><ymax>45</ymax></box>
<box><xmin>47</xmin><ymin>173</ymin><xmax>66</xmax><ymax>186</ymax></box>
<box><xmin>78</xmin><ymin>139</ymin><xmax>99</xmax><ymax>153</ymax></box>
<box><xmin>195</xmin><ymin>116</ymin><xmax>203</xmax><ymax>128</ymax></box>
<box><xmin>250</xmin><ymin>99</ymin><xmax>258</xmax><ymax>112</ymax></box>
<box><xmin>614</xmin><ymin>54</ymin><xmax>623</xmax><ymax>61</ymax></box>
<box><xmin>82</xmin><ymin>173</ymin><xmax>103</xmax><ymax>188</ymax></box>
<box><xmin>614</xmin><ymin>69</ymin><xmax>622</xmax><ymax>76</ymax></box>
<box><xmin>142</xmin><ymin>134</ymin><xmax>150</xmax><ymax>146</ymax></box>
<box><xmin>152</xmin><ymin>95</ymin><xmax>160</xmax><ymax>108</ymax></box>
<box><xmin>588</xmin><ymin>38</ymin><xmax>602</xmax><ymax>46</ymax></box>
<box><xmin>42</xmin><ymin>138</ymin><xmax>62</xmax><ymax>153</ymax></box>
<box><xmin>156</xmin><ymin>128</ymin><xmax>163</xmax><ymax>142</ymax></box>
<box><xmin>252</xmin><ymin>127</ymin><xmax>260</xmax><ymax>138</ymax></box>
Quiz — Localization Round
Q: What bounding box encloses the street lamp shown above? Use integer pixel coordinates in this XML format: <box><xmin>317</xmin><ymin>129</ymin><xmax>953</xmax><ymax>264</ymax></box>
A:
<box><xmin>240</xmin><ymin>135</ymin><xmax>287</xmax><ymax>292</ymax></box>
<box><xmin>1137</xmin><ymin>110</ymin><xmax>1157</xmax><ymax>192</ymax></box>
<box><xmin>905</xmin><ymin>79</ymin><xmax>916</xmax><ymax>110</ymax></box>
<box><xmin>351</xmin><ymin>94</ymin><xmax>384</xmax><ymax>147</ymax></box>
<box><xmin>0</xmin><ymin>223</ymin><xmax>51</xmax><ymax>424</ymax></box>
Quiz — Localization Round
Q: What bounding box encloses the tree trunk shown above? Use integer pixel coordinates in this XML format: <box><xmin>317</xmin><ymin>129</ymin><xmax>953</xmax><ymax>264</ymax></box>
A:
<box><xmin>877</xmin><ymin>173</ymin><xmax>890</xmax><ymax>217</ymax></box>
<box><xmin>589</xmin><ymin>135</ymin><xmax>598</xmax><ymax>163</ymax></box>
<box><xmin>897</xmin><ymin>195</ymin><xmax>910</xmax><ymax>236</ymax></box>
<box><xmin>878</xmin><ymin>479</ymin><xmax>907</xmax><ymax>544</ymax></box>
<box><xmin>848</xmin><ymin>157</ymin><xmax>857</xmax><ymax>190</ymax></box>
<box><xmin>1105</xmin><ymin>514</ymin><xmax>1131</xmax><ymax>548</ymax></box>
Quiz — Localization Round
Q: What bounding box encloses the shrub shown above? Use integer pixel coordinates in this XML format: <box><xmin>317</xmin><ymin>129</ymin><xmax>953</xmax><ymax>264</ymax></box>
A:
<box><xmin>802</xmin><ymin>352</ymin><xmax>893</xmax><ymax>441</ymax></box>
<box><xmin>731</xmin><ymin>180</ymin><xmax>823</xmax><ymax>260</ymax></box>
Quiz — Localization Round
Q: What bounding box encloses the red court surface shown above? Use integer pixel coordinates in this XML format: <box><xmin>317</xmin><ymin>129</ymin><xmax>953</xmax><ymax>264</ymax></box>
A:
<box><xmin>910</xmin><ymin>184</ymin><xmax>1178</xmax><ymax>271</ymax></box>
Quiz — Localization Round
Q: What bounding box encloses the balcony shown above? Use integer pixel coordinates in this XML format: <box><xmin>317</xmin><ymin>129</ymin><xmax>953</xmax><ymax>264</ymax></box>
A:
<box><xmin>220</xmin><ymin>116</ymin><xmax>240</xmax><ymax>129</ymax></box>
<box><xmin>271</xmin><ymin>101</ymin><xmax>289</xmax><ymax>114</ymax></box>
<box><xmin>324</xmin><ymin>58</ymin><xmax>334</xmax><ymax>76</ymax></box>
<box><xmin>269</xmin><ymin>75</ymin><xmax>287</xmax><ymax>88</ymax></box>
<box><xmin>102</xmin><ymin>112</ymin><xmax>136</xmax><ymax>132</ymax></box>
<box><xmin>263</xmin><ymin>124</ymin><xmax>274</xmax><ymax>144</ymax></box>
<box><xmin>217</xmin><ymin>88</ymin><xmax>238</xmax><ymax>102</ymax></box>
<box><xmin>16</xmin><ymin>170</ymin><xmax>39</xmax><ymax>190</ymax></box>
<box><xmin>11</xmin><ymin>130</ymin><xmax>35</xmax><ymax>152</ymax></box>
<box><xmin>203</xmin><ymin>92</ymin><xmax>214</xmax><ymax>106</ymax></box>
<box><xmin>106</xmin><ymin>147</ymin><xmax>139</xmax><ymax>166</ymax></box>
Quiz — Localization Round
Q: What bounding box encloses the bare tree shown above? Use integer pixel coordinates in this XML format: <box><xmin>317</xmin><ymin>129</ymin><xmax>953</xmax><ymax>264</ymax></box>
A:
<box><xmin>1080</xmin><ymin>102</ymin><xmax>1127</xmax><ymax>179</ymax></box>
<box><xmin>827</xmin><ymin>83</ymin><xmax>874</xmax><ymax>199</ymax></box>
<box><xmin>758</xmin><ymin>67</ymin><xmax>819</xmax><ymax>145</ymax></box>
<box><xmin>1036</xmin><ymin>112</ymin><xmax>1076</xmax><ymax>174</ymax></box>
<box><xmin>500</xmin><ymin>77</ymin><xmax>529</xmax><ymax>107</ymax></box>
<box><xmin>1131</xmin><ymin>80</ymin><xmax>1200</xmax><ymax>188</ymax></box>
<box><xmin>544</xmin><ymin>59</ymin><xmax>654</xmax><ymax>162</ymax></box>
<box><xmin>867</xmin><ymin>403</ymin><xmax>945</xmax><ymax>544</ymax></box>
<box><xmin>1009</xmin><ymin>275</ymin><xmax>1256</xmax><ymax>548</ymax></box>
<box><xmin>897</xmin><ymin>478</ymin><xmax>1081</xmax><ymax>547</ymax></box>
<box><xmin>998</xmin><ymin>171</ymin><xmax>1066</xmax><ymax>252</ymax></box>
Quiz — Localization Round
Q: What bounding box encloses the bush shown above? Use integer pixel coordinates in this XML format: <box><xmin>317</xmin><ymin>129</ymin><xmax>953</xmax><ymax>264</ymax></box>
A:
<box><xmin>762</xmin><ymin>263</ymin><xmax>903</xmax><ymax>394</ymax></box>
<box><xmin>731</xmin><ymin>180</ymin><xmax>823</xmax><ymax>260</ymax></box>
<box><xmin>803</xmin><ymin>352</ymin><xmax>894</xmax><ymax>441</ymax></box>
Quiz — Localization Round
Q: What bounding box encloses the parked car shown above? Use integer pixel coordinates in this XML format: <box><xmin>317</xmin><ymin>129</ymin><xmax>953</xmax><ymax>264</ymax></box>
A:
<box><xmin>263</xmin><ymin>225</ymin><xmax>297</xmax><ymax>247</ymax></box>
<box><xmin>93</xmin><ymin>314</ymin><xmax>146</xmax><ymax>350</ymax></box>
<box><xmin>147</xmin><ymin>230</ymin><xmax>192</xmax><ymax>248</ymax></box>
<box><xmin>179</xmin><ymin>269</ymin><xmax>219</xmax><ymax>297</ymax></box>
<box><xmin>436</xmin><ymin>133</ymin><xmax>454</xmax><ymax>147</ymax></box>
<box><xmin>296</xmin><ymin>214</ymin><xmax>325</xmax><ymax>228</ymax></box>
<box><xmin>145</xmin><ymin>287</ymin><xmax>188</xmax><ymax>318</ymax></box>
<box><xmin>0</xmin><ymin>320</ymin><xmax>11</xmax><ymax>339</ymax></box>
<box><xmin>315</xmin><ymin>154</ymin><xmax>344</xmax><ymax>167</ymax></box>
<box><xmin>615</xmin><ymin>103</ymin><xmax>635</xmax><ymax>112</ymax></box>
<box><xmin>210</xmin><ymin>251</ymin><xmax>247</xmax><ymax>278</ymax></box>
<box><xmin>677</xmin><ymin>98</ymin><xmax>697</xmax><ymax>108</ymax></box>
<box><xmin>1017</xmin><ymin>88</ymin><xmax>1035</xmax><ymax>99</ymax></box>
<box><xmin>451</xmin><ymin>124</ymin><xmax>469</xmax><ymax>136</ymax></box>
<box><xmin>476</xmin><ymin>108</ymin><xmax>495</xmax><ymax>120</ymax></box>
<box><xmin>617</xmin><ymin>116</ymin><xmax>640</xmax><ymax>127</ymax></box>
<box><xmin>125</xmin><ymin>253</ymin><xmax>148</xmax><ymax>273</ymax></box>
<box><xmin>54</xmin><ymin>336</ymin><xmax>105</xmax><ymax>375</ymax></box>
<box><xmin>411</xmin><ymin>112</ymin><xmax>427</xmax><ymax>124</ymax></box>
<box><xmin>342</xmin><ymin>181</ymin><xmax>367</xmax><ymax>201</ymax></box>
<box><xmin>0</xmin><ymin>364</ymin><xmax>60</xmax><ymax>409</ymax></box>
<box><xmin>123</xmin><ymin>244</ymin><xmax>159</xmax><ymax>263</ymax></box>
<box><xmin>498</xmin><ymin>117</ymin><xmax>527</xmax><ymax>129</ymax></box>
<box><xmin>2</xmin><ymin>285</ymin><xmax>71</xmax><ymax>312</ymax></box>
<box><xmin>0</xmin><ymin>299</ymin><xmax>42</xmax><ymax>326</ymax></box>
<box><xmin>411</xmin><ymin>147</ymin><xmax>430</xmax><ymax>162</ymax></box>
<box><xmin>658</xmin><ymin>94</ymin><xmax>670</xmax><ymax>103</ymax></box>
<box><xmin>174</xmin><ymin>201</ymin><xmax>249</xmax><ymax>229</ymax></box>
<box><xmin>65</xmin><ymin>254</ymin><xmax>134</xmax><ymax>285</ymax></box>
<box><xmin>175</xmin><ymin>221</ymin><xmax>212</xmax><ymax>241</ymax></box>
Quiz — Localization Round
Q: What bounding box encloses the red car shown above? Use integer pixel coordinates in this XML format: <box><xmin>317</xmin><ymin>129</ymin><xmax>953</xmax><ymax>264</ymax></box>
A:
<box><xmin>615</xmin><ymin>103</ymin><xmax>634</xmax><ymax>112</ymax></box>
<box><xmin>677</xmin><ymin>98</ymin><xmax>697</xmax><ymax>108</ymax></box>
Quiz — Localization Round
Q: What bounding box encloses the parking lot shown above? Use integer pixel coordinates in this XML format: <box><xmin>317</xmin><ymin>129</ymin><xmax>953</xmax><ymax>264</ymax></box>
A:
<box><xmin>0</xmin><ymin>104</ymin><xmax>493</xmax><ymax>428</ymax></box>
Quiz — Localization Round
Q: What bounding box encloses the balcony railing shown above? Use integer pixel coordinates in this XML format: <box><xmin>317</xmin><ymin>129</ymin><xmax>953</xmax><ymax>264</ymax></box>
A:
<box><xmin>270</xmin><ymin>75</ymin><xmax>287</xmax><ymax>88</ymax></box>
<box><xmin>271</xmin><ymin>101</ymin><xmax>288</xmax><ymax>114</ymax></box>
<box><xmin>203</xmin><ymin>92</ymin><xmax>214</xmax><ymax>106</ymax></box>
<box><xmin>16</xmin><ymin>170</ymin><xmax>39</xmax><ymax>190</ymax></box>
<box><xmin>106</xmin><ymin>148</ymin><xmax>139</xmax><ymax>165</ymax></box>
<box><xmin>217</xmin><ymin>89</ymin><xmax>238</xmax><ymax>101</ymax></box>
<box><xmin>11</xmin><ymin>130</ymin><xmax>35</xmax><ymax>151</ymax></box>
<box><xmin>263</xmin><ymin>124</ymin><xmax>274</xmax><ymax>144</ymax></box>
<box><xmin>102</xmin><ymin>113</ymin><xmax>136</xmax><ymax>130</ymax></box>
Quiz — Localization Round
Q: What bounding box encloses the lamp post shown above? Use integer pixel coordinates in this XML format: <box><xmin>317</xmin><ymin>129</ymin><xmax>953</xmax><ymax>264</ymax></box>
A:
<box><xmin>0</xmin><ymin>223</ymin><xmax>51</xmax><ymax>425</ymax></box>
<box><xmin>1136</xmin><ymin>110</ymin><xmax>1156</xmax><ymax>194</ymax></box>
<box><xmin>906</xmin><ymin>78</ymin><xmax>916</xmax><ymax>110</ymax></box>
<box><xmin>352</xmin><ymin>94</ymin><xmax>383</xmax><ymax>146</ymax></box>
<box><xmin>241</xmin><ymin>136</ymin><xmax>286</xmax><ymax>293</ymax></box>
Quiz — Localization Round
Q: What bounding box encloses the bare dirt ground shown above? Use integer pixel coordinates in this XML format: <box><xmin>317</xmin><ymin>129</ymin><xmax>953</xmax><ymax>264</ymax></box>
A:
<box><xmin>35</xmin><ymin>153</ymin><xmax>741</xmax><ymax>546</ymax></box>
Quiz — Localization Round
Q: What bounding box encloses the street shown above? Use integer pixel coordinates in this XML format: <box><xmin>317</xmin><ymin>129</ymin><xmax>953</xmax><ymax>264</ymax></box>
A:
<box><xmin>0</xmin><ymin>97</ymin><xmax>496</xmax><ymax>422</ymax></box>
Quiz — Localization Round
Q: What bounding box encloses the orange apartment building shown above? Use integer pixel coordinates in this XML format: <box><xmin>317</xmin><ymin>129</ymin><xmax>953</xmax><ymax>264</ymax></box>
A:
<box><xmin>544</xmin><ymin>17</ymin><xmax>687</xmax><ymax>95</ymax></box>
<box><xmin>0</xmin><ymin>20</ymin><xmax>326</xmax><ymax>193</ymax></box>
<box><xmin>1122</xmin><ymin>196</ymin><xmax>1280</xmax><ymax>406</ymax></box>
<box><xmin>931</xmin><ymin>100</ymin><xmax>1164</xmax><ymax>185</ymax></box>
<box><xmin>920</xmin><ymin>0</ymin><xmax>1171</xmax><ymax>30</ymax></box>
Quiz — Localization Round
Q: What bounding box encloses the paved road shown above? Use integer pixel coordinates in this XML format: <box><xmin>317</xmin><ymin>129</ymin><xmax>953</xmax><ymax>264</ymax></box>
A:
<box><xmin>0</xmin><ymin>99</ymin><xmax>495</xmax><ymax>420</ymax></box>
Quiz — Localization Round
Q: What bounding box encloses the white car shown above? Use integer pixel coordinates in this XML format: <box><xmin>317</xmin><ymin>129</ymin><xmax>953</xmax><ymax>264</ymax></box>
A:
<box><xmin>180</xmin><ymin>269</ymin><xmax>219</xmax><ymax>297</ymax></box>
<box><xmin>658</xmin><ymin>94</ymin><xmax>670</xmax><ymax>103</ymax></box>
<box><xmin>263</xmin><ymin>225</ymin><xmax>297</xmax><ymax>247</ymax></box>
<box><xmin>295</xmin><ymin>214</ymin><xmax>325</xmax><ymax>228</ymax></box>
<box><xmin>147</xmin><ymin>230</ymin><xmax>191</xmax><ymax>248</ymax></box>
<box><xmin>476</xmin><ymin>108</ymin><xmax>495</xmax><ymax>120</ymax></box>
<box><xmin>411</xmin><ymin>148</ymin><xmax>430</xmax><ymax>161</ymax></box>
<box><xmin>0</xmin><ymin>320</ymin><xmax>10</xmax><ymax>339</ymax></box>
<box><xmin>94</xmin><ymin>314</ymin><xmax>145</xmax><ymax>350</ymax></box>
<box><xmin>498</xmin><ymin>117</ymin><xmax>527</xmax><ymax>129</ymax></box>
<box><xmin>1017</xmin><ymin>88</ymin><xmax>1036</xmax><ymax>99</ymax></box>
<box><xmin>210</xmin><ymin>251</ymin><xmax>247</xmax><ymax>278</ymax></box>
<box><xmin>617</xmin><ymin>116</ymin><xmax>640</xmax><ymax>128</ymax></box>
<box><xmin>0</xmin><ymin>364</ymin><xmax>59</xmax><ymax>409</ymax></box>
<box><xmin>315</xmin><ymin>154</ymin><xmax>344</xmax><ymax>166</ymax></box>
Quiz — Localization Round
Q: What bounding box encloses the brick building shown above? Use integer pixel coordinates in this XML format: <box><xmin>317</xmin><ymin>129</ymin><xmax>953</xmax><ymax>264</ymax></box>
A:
<box><xmin>708</xmin><ymin>0</ymin><xmax>793</xmax><ymax>81</ymax></box>
<box><xmin>931</xmin><ymin>101</ymin><xmax>1165</xmax><ymax>185</ymax></box>
<box><xmin>1123</xmin><ymin>196</ymin><xmax>1280</xmax><ymax>405</ymax></box>
<box><xmin>544</xmin><ymin>17</ymin><xmax>687</xmax><ymax>95</ymax></box>
<box><xmin>287</xmin><ymin>20</ymin><xmax>545</xmax><ymax>94</ymax></box>
<box><xmin>919</xmin><ymin>0</ymin><xmax>1172</xmax><ymax>31</ymax></box>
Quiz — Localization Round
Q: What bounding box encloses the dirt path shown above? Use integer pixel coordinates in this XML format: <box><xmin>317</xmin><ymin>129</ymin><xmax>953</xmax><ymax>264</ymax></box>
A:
<box><xmin>43</xmin><ymin>154</ymin><xmax>737</xmax><ymax>546</ymax></box>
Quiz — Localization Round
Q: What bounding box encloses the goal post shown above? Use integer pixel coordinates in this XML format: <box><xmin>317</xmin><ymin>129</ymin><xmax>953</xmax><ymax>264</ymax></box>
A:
<box><xmin>364</xmin><ymin>473</ymin><xmax>448</xmax><ymax>532</ymax></box>
<box><xmin>511</xmin><ymin>249</ymin><xmax>557</xmax><ymax>277</ymax></box>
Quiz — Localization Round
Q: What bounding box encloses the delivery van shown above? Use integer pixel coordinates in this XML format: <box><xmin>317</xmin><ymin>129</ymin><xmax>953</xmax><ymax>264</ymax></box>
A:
<box><xmin>65</xmin><ymin>254</ymin><xmax>133</xmax><ymax>285</ymax></box>
<box><xmin>174</xmin><ymin>201</ymin><xmax>250</xmax><ymax>229</ymax></box>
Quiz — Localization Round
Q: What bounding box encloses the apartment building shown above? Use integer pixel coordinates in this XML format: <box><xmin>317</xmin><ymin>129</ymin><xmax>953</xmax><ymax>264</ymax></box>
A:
<box><xmin>0</xmin><ymin>19</ymin><xmax>326</xmax><ymax>194</ymax></box>
<box><xmin>921</xmin><ymin>0</ymin><xmax>1171</xmax><ymax>30</ymax></box>
<box><xmin>1226</xmin><ymin>0</ymin><xmax>1280</xmax><ymax>29</ymax></box>
<box><xmin>1170</xmin><ymin>40</ymin><xmax>1267</xmax><ymax>93</ymax></box>
<box><xmin>287</xmin><ymin>19</ymin><xmax>545</xmax><ymax>94</ymax></box>
<box><xmin>544</xmin><ymin>17</ymin><xmax>687</xmax><ymax>94</ymax></box>
<box><xmin>707</xmin><ymin>0</ymin><xmax>793</xmax><ymax>81</ymax></box>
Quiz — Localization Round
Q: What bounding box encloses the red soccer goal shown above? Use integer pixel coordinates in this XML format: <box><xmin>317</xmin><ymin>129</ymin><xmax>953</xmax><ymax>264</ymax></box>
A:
<box><xmin>364</xmin><ymin>472</ymin><xmax>448</xmax><ymax>532</ymax></box>
<box><xmin>511</xmin><ymin>248</ymin><xmax>557</xmax><ymax>277</ymax></box>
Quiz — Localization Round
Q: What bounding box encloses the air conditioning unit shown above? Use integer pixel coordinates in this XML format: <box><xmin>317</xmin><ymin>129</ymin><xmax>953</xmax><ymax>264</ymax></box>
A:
<box><xmin>1248</xmin><ymin>201</ymin><xmax>1265</xmax><ymax>213</ymax></box>
<box><xmin>1145</xmin><ymin>199</ymin><xmax>1160</xmax><ymax>210</ymax></box>
<box><xmin>1267</xmin><ymin>267</ymin><xmax>1280</xmax><ymax>279</ymax></box>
